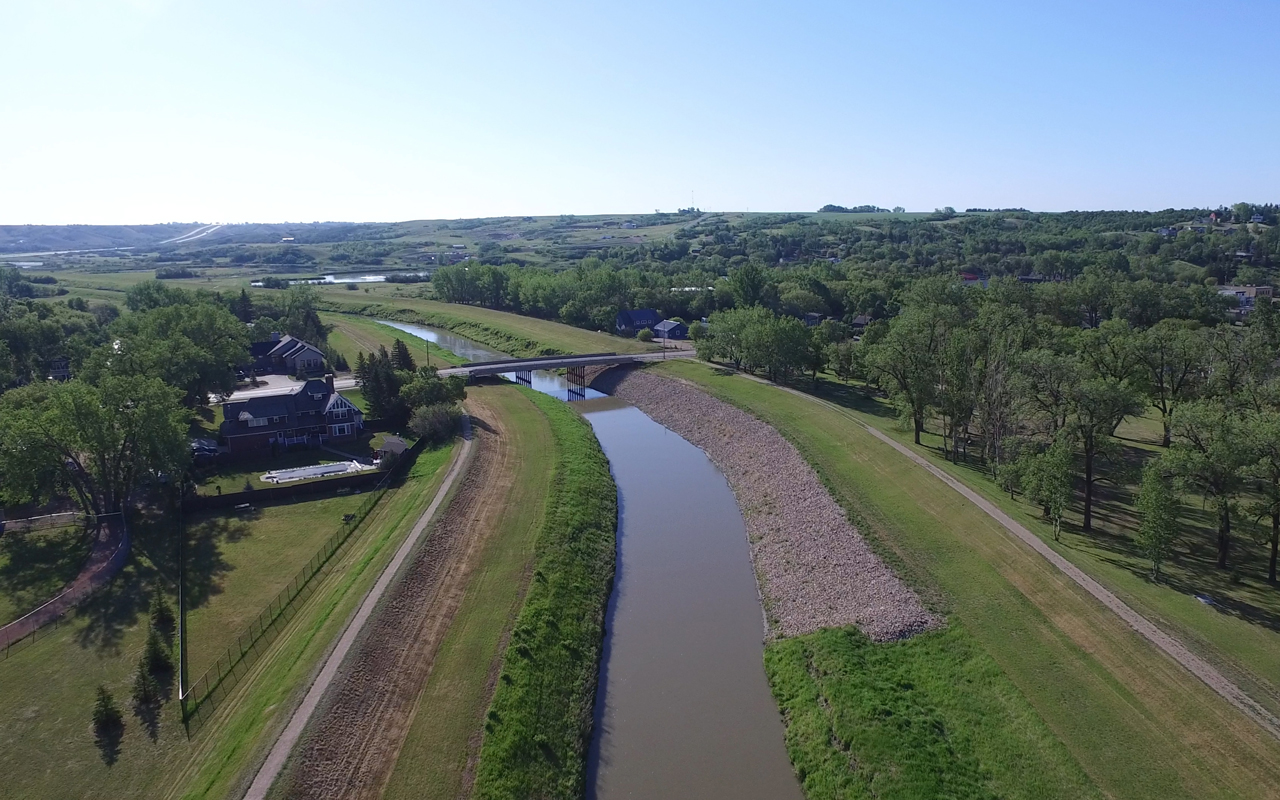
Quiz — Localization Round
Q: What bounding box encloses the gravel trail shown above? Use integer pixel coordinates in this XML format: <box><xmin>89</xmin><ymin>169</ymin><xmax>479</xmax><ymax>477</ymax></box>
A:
<box><xmin>594</xmin><ymin>367</ymin><xmax>938</xmax><ymax>641</ymax></box>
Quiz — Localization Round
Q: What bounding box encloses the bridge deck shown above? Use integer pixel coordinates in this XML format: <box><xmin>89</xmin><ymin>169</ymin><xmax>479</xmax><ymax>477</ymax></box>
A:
<box><xmin>439</xmin><ymin>350</ymin><xmax>692</xmax><ymax>378</ymax></box>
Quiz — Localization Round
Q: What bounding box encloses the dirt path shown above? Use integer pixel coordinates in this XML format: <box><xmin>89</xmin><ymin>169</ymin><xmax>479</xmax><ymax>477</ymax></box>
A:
<box><xmin>0</xmin><ymin>515</ymin><xmax>127</xmax><ymax>650</ymax></box>
<box><xmin>242</xmin><ymin>419</ymin><xmax>475</xmax><ymax>800</ymax></box>
<box><xmin>263</xmin><ymin>393</ymin><xmax>523</xmax><ymax>799</ymax></box>
<box><xmin>729</xmin><ymin>370</ymin><xmax>1280</xmax><ymax>741</ymax></box>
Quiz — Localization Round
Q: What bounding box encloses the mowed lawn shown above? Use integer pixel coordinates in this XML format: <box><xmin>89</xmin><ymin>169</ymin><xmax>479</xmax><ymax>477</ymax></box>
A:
<box><xmin>382</xmin><ymin>385</ymin><xmax>555</xmax><ymax>800</ymax></box>
<box><xmin>0</xmin><ymin>444</ymin><xmax>457</xmax><ymax>800</ymax></box>
<box><xmin>315</xmin><ymin>287</ymin><xmax>656</xmax><ymax>357</ymax></box>
<box><xmin>0</xmin><ymin>525</ymin><xmax>91</xmax><ymax>626</ymax></box>
<box><xmin>810</xmin><ymin>378</ymin><xmax>1280</xmax><ymax>719</ymax></box>
<box><xmin>321</xmin><ymin>311</ymin><xmax>466</xmax><ymax>368</ymax></box>
<box><xmin>657</xmin><ymin>360</ymin><xmax>1280</xmax><ymax>800</ymax></box>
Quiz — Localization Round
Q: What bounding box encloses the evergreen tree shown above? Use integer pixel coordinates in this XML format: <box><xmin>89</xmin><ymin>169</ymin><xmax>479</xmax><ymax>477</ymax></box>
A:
<box><xmin>391</xmin><ymin>338</ymin><xmax>416</xmax><ymax>371</ymax></box>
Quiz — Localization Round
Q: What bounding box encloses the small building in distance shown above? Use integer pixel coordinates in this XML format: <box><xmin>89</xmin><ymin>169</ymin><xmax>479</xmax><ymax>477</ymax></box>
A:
<box><xmin>615</xmin><ymin>308</ymin><xmax>662</xmax><ymax>336</ymax></box>
<box><xmin>803</xmin><ymin>312</ymin><xmax>825</xmax><ymax>327</ymax></box>
<box><xmin>1217</xmin><ymin>285</ymin><xmax>1274</xmax><ymax>316</ymax></box>
<box><xmin>248</xmin><ymin>333</ymin><xmax>326</xmax><ymax>376</ymax></box>
<box><xmin>849</xmin><ymin>314</ymin><xmax>871</xmax><ymax>331</ymax></box>
<box><xmin>46</xmin><ymin>356</ymin><xmax>71</xmax><ymax>381</ymax></box>
<box><xmin>1252</xmin><ymin>214</ymin><xmax>1266</xmax><ymax>223</ymax></box>
<box><xmin>654</xmin><ymin>319</ymin><xmax>688</xmax><ymax>340</ymax></box>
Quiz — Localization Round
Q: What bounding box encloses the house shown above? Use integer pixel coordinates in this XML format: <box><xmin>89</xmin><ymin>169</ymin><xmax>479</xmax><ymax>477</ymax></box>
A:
<box><xmin>248</xmin><ymin>333</ymin><xmax>326</xmax><ymax>376</ymax></box>
<box><xmin>803</xmin><ymin>312</ymin><xmax>825</xmax><ymax>327</ymax></box>
<box><xmin>1252</xmin><ymin>214</ymin><xmax>1266</xmax><ymax>224</ymax></box>
<box><xmin>376</xmin><ymin>435</ymin><xmax>408</xmax><ymax>461</ymax></box>
<box><xmin>1217</xmin><ymin>285</ymin><xmax>1274</xmax><ymax>314</ymax></box>
<box><xmin>849</xmin><ymin>314</ymin><xmax>871</xmax><ymax>330</ymax></box>
<box><xmin>219</xmin><ymin>374</ymin><xmax>362</xmax><ymax>453</ymax></box>
<box><xmin>46</xmin><ymin>356</ymin><xmax>71</xmax><ymax>381</ymax></box>
<box><xmin>653</xmin><ymin>319</ymin><xmax>688</xmax><ymax>340</ymax></box>
<box><xmin>615</xmin><ymin>308</ymin><xmax>662</xmax><ymax>336</ymax></box>
<box><xmin>1157</xmin><ymin>227</ymin><xmax>1179</xmax><ymax>237</ymax></box>
<box><xmin>622</xmin><ymin>222</ymin><xmax>638</xmax><ymax>229</ymax></box>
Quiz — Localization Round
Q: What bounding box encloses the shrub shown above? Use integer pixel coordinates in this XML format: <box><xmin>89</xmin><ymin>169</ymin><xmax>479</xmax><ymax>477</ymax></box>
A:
<box><xmin>409</xmin><ymin>402</ymin><xmax>461</xmax><ymax>446</ymax></box>
<box><xmin>637</xmin><ymin>327</ymin><xmax>654</xmax><ymax>342</ymax></box>
<box><xmin>92</xmin><ymin>686</ymin><xmax>123</xmax><ymax>732</ymax></box>
<box><xmin>149</xmin><ymin>588</ymin><xmax>175</xmax><ymax>636</ymax></box>
<box><xmin>132</xmin><ymin>663</ymin><xmax>160</xmax><ymax>707</ymax></box>
<box><xmin>144</xmin><ymin>627</ymin><xmax>172</xmax><ymax>675</ymax></box>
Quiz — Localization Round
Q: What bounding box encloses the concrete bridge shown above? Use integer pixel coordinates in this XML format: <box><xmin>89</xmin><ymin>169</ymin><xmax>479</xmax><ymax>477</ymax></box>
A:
<box><xmin>437</xmin><ymin>349</ymin><xmax>694</xmax><ymax>379</ymax></box>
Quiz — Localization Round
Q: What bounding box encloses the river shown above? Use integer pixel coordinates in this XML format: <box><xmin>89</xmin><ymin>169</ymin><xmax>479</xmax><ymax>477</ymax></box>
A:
<box><xmin>383</xmin><ymin>321</ymin><xmax>801</xmax><ymax>798</ymax></box>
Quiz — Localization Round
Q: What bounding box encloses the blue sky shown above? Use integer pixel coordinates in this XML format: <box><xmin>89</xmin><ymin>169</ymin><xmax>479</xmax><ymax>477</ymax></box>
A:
<box><xmin>3</xmin><ymin>0</ymin><xmax>1277</xmax><ymax>223</ymax></box>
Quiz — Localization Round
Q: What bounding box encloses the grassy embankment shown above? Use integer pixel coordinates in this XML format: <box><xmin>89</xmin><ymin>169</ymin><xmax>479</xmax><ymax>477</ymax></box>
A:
<box><xmin>321</xmin><ymin>311</ymin><xmax>466</xmax><ymax>369</ymax></box>
<box><xmin>382</xmin><ymin>386</ymin><xmax>556</xmax><ymax>800</ymax></box>
<box><xmin>657</xmin><ymin>359</ymin><xmax>1280</xmax><ymax>800</ymax></box>
<box><xmin>808</xmin><ymin>378</ymin><xmax>1280</xmax><ymax>719</ymax></box>
<box><xmin>470</xmin><ymin>390</ymin><xmax>617</xmax><ymax>800</ymax></box>
<box><xmin>0</xmin><ymin>525</ymin><xmax>92</xmax><ymax>626</ymax></box>
<box><xmin>0</xmin><ymin>443</ymin><xmax>455</xmax><ymax>799</ymax></box>
<box><xmin>313</xmin><ymin>289</ymin><xmax>654</xmax><ymax>358</ymax></box>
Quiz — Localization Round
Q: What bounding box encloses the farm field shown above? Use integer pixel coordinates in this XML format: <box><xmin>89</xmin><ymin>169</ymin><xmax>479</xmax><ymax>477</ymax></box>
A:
<box><xmin>655</xmin><ymin>359</ymin><xmax>1280</xmax><ymax>800</ymax></box>
<box><xmin>381</xmin><ymin>385</ymin><xmax>555</xmax><ymax>800</ymax></box>
<box><xmin>0</xmin><ymin>442</ymin><xmax>456</xmax><ymax>800</ymax></box>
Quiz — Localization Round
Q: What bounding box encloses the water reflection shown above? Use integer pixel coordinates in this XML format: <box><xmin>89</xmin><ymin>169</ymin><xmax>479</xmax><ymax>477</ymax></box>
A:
<box><xmin>377</xmin><ymin>319</ymin><xmax>605</xmax><ymax>401</ymax></box>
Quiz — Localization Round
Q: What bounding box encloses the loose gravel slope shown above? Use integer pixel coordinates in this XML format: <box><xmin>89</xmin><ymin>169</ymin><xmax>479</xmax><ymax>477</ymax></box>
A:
<box><xmin>594</xmin><ymin>366</ymin><xmax>937</xmax><ymax>641</ymax></box>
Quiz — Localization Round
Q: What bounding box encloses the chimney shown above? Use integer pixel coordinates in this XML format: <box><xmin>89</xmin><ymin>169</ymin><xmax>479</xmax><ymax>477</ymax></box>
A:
<box><xmin>326</xmin><ymin>373</ymin><xmax>335</xmax><ymax>393</ymax></box>
<box><xmin>270</xmin><ymin>331</ymin><xmax>281</xmax><ymax>342</ymax></box>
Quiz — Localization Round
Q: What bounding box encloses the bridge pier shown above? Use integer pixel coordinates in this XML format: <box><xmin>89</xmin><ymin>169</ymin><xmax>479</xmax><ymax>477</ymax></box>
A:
<box><xmin>567</xmin><ymin>365</ymin><xmax>587</xmax><ymax>401</ymax></box>
<box><xmin>515</xmin><ymin>370</ymin><xmax>532</xmax><ymax>387</ymax></box>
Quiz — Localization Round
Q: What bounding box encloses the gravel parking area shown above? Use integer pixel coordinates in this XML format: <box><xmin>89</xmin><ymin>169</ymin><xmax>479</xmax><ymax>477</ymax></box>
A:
<box><xmin>593</xmin><ymin>366</ymin><xmax>938</xmax><ymax>642</ymax></box>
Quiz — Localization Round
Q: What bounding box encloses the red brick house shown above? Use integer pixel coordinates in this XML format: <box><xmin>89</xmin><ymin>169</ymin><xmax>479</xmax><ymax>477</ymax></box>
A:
<box><xmin>219</xmin><ymin>375</ymin><xmax>363</xmax><ymax>453</ymax></box>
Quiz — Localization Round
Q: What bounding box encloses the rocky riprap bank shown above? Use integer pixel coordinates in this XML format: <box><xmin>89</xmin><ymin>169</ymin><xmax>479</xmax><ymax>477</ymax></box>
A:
<box><xmin>593</xmin><ymin>366</ymin><xmax>939</xmax><ymax>642</ymax></box>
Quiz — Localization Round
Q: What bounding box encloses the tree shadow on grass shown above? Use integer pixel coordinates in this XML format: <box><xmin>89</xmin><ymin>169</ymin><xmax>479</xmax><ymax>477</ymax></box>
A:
<box><xmin>0</xmin><ymin>525</ymin><xmax>93</xmax><ymax>622</ymax></box>
<box><xmin>94</xmin><ymin>720</ymin><xmax>124</xmax><ymax>766</ymax></box>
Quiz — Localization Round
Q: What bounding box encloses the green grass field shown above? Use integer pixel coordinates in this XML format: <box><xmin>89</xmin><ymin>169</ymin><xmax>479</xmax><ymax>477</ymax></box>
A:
<box><xmin>657</xmin><ymin>359</ymin><xmax>1280</xmax><ymax>800</ymax></box>
<box><xmin>0</xmin><ymin>444</ymin><xmax>455</xmax><ymax>800</ymax></box>
<box><xmin>322</xmin><ymin>311</ymin><xmax>466</xmax><ymax>369</ymax></box>
<box><xmin>314</xmin><ymin>290</ymin><xmax>655</xmax><ymax>358</ymax></box>
<box><xmin>471</xmin><ymin>390</ymin><xmax>618</xmax><ymax>800</ymax></box>
<box><xmin>768</xmin><ymin>626</ymin><xmax>1100</xmax><ymax>800</ymax></box>
<box><xmin>382</xmin><ymin>385</ymin><xmax>555</xmax><ymax>800</ymax></box>
<box><xmin>807</xmin><ymin>378</ymin><xmax>1280</xmax><ymax>719</ymax></box>
<box><xmin>0</xmin><ymin>525</ymin><xmax>91</xmax><ymax>626</ymax></box>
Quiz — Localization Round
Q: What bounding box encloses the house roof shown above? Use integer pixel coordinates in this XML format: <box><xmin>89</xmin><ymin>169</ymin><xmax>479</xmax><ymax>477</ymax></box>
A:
<box><xmin>378</xmin><ymin>435</ymin><xmax>408</xmax><ymax>454</ymax></box>
<box><xmin>220</xmin><ymin>379</ymin><xmax>357</xmax><ymax>438</ymax></box>
<box><xmin>617</xmin><ymin>308</ymin><xmax>661</xmax><ymax>327</ymax></box>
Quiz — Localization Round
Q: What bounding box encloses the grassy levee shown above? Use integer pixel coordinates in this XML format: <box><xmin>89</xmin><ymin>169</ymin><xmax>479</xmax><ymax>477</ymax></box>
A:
<box><xmin>768</xmin><ymin>627</ymin><xmax>1100</xmax><ymax>800</ymax></box>
<box><xmin>810</xmin><ymin>381</ymin><xmax>1280</xmax><ymax>720</ymax></box>
<box><xmin>313</xmin><ymin>291</ymin><xmax>654</xmax><ymax>358</ymax></box>
<box><xmin>0</xmin><ymin>444</ymin><xmax>455</xmax><ymax>800</ymax></box>
<box><xmin>322</xmin><ymin>311</ymin><xmax>466</xmax><ymax>368</ymax></box>
<box><xmin>471</xmin><ymin>390</ymin><xmax>618</xmax><ymax>800</ymax></box>
<box><xmin>655</xmin><ymin>360</ymin><xmax>1280</xmax><ymax>800</ymax></box>
<box><xmin>382</xmin><ymin>386</ymin><xmax>555</xmax><ymax>800</ymax></box>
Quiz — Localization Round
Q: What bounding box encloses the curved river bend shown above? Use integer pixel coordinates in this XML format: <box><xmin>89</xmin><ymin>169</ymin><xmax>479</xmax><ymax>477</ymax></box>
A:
<box><xmin>382</xmin><ymin>321</ymin><xmax>802</xmax><ymax>799</ymax></box>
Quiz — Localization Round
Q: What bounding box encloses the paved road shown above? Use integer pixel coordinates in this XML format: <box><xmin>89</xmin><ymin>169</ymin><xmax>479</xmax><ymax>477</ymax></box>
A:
<box><xmin>740</xmin><ymin>372</ymin><xmax>1280</xmax><ymax>741</ymax></box>
<box><xmin>241</xmin><ymin>416</ymin><xmax>476</xmax><ymax>800</ymax></box>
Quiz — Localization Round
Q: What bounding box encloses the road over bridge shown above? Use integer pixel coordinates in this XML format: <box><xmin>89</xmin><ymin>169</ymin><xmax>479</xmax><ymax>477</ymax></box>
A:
<box><xmin>437</xmin><ymin>349</ymin><xmax>694</xmax><ymax>379</ymax></box>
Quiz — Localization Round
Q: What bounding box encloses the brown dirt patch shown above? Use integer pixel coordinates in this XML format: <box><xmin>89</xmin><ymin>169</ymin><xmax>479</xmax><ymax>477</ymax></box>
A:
<box><xmin>275</xmin><ymin>394</ymin><xmax>520</xmax><ymax>800</ymax></box>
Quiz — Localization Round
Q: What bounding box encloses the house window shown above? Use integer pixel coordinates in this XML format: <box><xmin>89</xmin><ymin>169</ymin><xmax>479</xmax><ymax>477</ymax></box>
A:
<box><xmin>248</xmin><ymin>417</ymin><xmax>267</xmax><ymax>428</ymax></box>
<box><xmin>332</xmin><ymin>408</ymin><xmax>348</xmax><ymax>420</ymax></box>
<box><xmin>332</xmin><ymin>424</ymin><xmax>350</xmax><ymax>437</ymax></box>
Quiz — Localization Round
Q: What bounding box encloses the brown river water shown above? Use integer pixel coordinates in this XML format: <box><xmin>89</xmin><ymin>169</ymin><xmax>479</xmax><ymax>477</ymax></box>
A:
<box><xmin>580</xmin><ymin>398</ymin><xmax>802</xmax><ymax>800</ymax></box>
<box><xmin>381</xmin><ymin>322</ymin><xmax>801</xmax><ymax>797</ymax></box>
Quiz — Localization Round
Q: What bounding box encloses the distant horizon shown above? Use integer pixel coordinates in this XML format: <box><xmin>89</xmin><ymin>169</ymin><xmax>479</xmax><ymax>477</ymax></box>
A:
<box><xmin>2</xmin><ymin>203</ymin><xmax>1272</xmax><ymax>229</ymax></box>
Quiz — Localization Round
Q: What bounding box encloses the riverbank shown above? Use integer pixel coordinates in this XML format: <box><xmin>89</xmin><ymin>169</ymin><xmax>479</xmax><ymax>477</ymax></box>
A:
<box><xmin>593</xmin><ymin>366</ymin><xmax>936</xmax><ymax>641</ymax></box>
<box><xmin>472</xmin><ymin>390</ymin><xmax>618</xmax><ymax>800</ymax></box>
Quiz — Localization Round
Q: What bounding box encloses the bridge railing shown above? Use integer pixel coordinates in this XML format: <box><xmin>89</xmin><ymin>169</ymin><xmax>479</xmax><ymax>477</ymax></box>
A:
<box><xmin>459</xmin><ymin>352</ymin><xmax>617</xmax><ymax>369</ymax></box>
